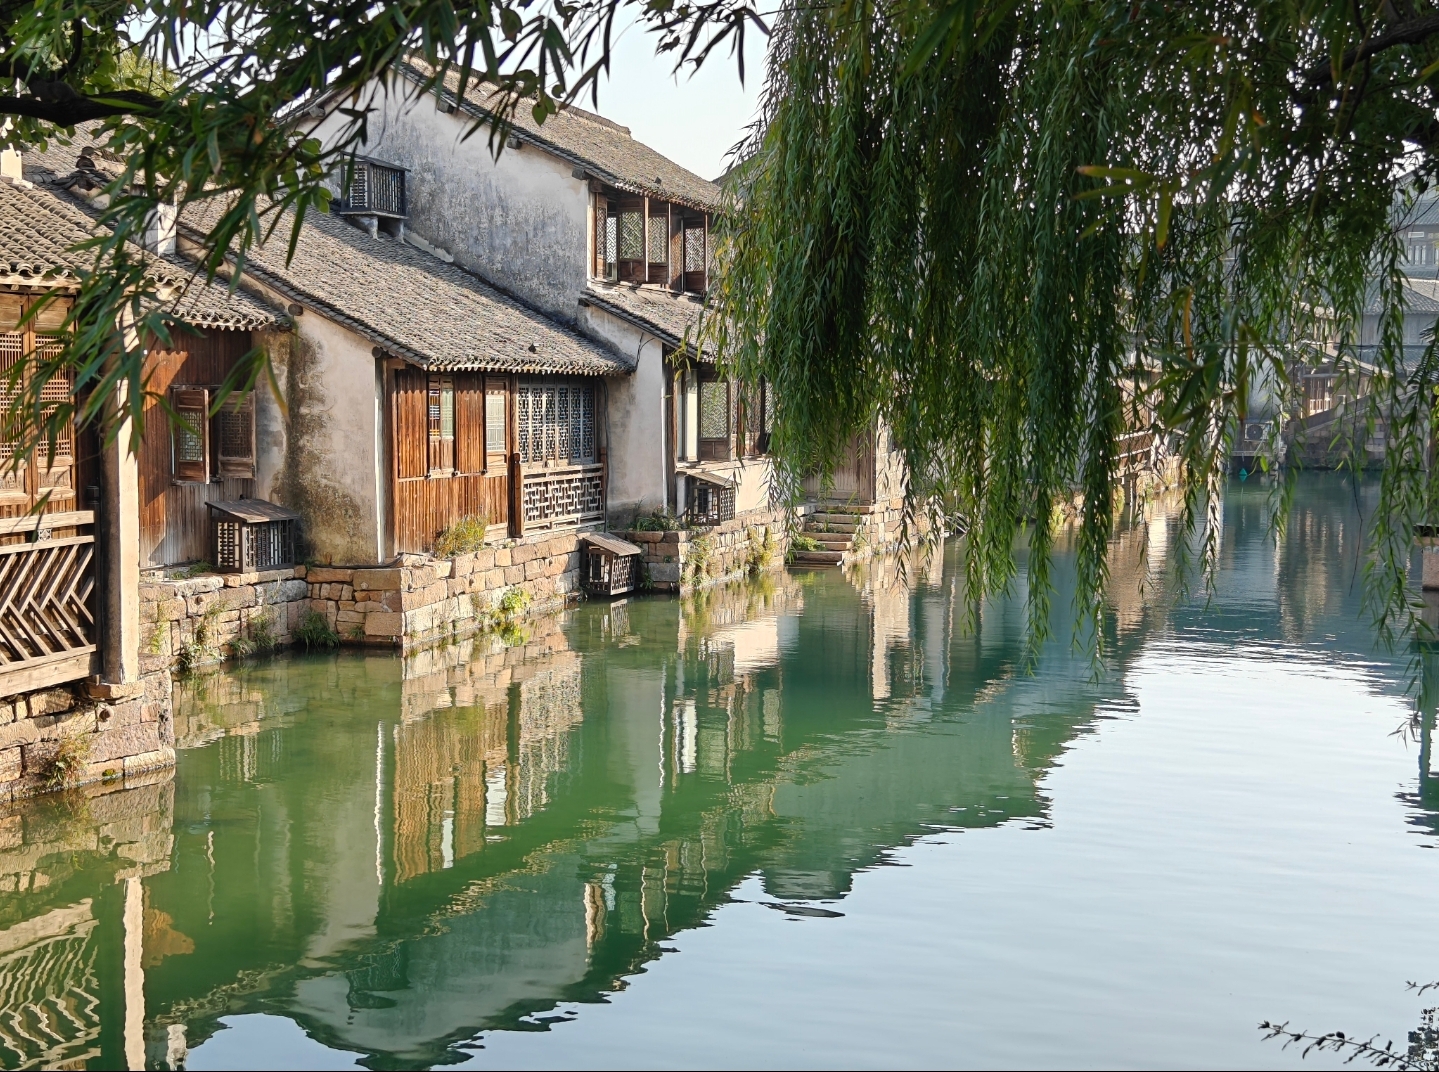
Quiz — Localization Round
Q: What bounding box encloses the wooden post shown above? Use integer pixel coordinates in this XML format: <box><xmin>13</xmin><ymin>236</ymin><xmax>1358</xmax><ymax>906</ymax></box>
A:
<box><xmin>100</xmin><ymin>379</ymin><xmax>140</xmax><ymax>685</ymax></box>
<box><xmin>509</xmin><ymin>451</ymin><xmax>523</xmax><ymax>539</ymax></box>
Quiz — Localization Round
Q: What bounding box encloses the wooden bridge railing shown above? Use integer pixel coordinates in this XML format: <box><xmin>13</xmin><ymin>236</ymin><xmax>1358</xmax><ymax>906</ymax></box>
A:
<box><xmin>0</xmin><ymin>510</ymin><xmax>98</xmax><ymax>697</ymax></box>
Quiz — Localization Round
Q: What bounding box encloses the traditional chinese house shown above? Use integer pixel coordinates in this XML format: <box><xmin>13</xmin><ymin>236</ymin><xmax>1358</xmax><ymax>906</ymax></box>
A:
<box><xmin>177</xmin><ymin>180</ymin><xmax>631</xmax><ymax>565</ymax></box>
<box><xmin>302</xmin><ymin>60</ymin><xmax>779</xmax><ymax>532</ymax></box>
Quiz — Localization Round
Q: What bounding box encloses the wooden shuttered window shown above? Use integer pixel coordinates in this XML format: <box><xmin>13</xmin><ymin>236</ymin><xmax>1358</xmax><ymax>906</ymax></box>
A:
<box><xmin>397</xmin><ymin>368</ymin><xmax>497</xmax><ymax>480</ymax></box>
<box><xmin>171</xmin><ymin>387</ymin><xmax>209</xmax><ymax>484</ymax></box>
<box><xmin>485</xmin><ymin>378</ymin><xmax>508</xmax><ymax>471</ymax></box>
<box><xmin>427</xmin><ymin>374</ymin><xmax>455</xmax><ymax>476</ymax></box>
<box><xmin>0</xmin><ymin>296</ymin><xmax>77</xmax><ymax>511</ymax></box>
<box><xmin>169</xmin><ymin>386</ymin><xmax>255</xmax><ymax>483</ymax></box>
<box><xmin>215</xmin><ymin>392</ymin><xmax>256</xmax><ymax>479</ymax></box>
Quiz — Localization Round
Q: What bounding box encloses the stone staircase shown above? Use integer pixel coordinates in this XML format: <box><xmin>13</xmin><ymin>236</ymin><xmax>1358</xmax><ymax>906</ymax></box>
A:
<box><xmin>789</xmin><ymin>507</ymin><xmax>866</xmax><ymax>567</ymax></box>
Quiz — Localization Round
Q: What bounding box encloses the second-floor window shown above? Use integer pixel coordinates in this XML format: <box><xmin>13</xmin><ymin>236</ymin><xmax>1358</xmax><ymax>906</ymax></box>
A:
<box><xmin>340</xmin><ymin>158</ymin><xmax>407</xmax><ymax>218</ymax></box>
<box><xmin>698</xmin><ymin>376</ymin><xmax>730</xmax><ymax>461</ymax></box>
<box><xmin>595</xmin><ymin>193</ymin><xmax>708</xmax><ymax>291</ymax></box>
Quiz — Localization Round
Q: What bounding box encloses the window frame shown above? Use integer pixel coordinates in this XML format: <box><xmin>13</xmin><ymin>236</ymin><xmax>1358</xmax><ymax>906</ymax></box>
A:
<box><xmin>484</xmin><ymin>377</ymin><xmax>509</xmax><ymax>472</ymax></box>
<box><xmin>170</xmin><ymin>385</ymin><xmax>211</xmax><ymax>485</ymax></box>
<box><xmin>427</xmin><ymin>374</ymin><xmax>456</xmax><ymax>477</ymax></box>
<box><xmin>697</xmin><ymin>374</ymin><xmax>732</xmax><ymax>462</ymax></box>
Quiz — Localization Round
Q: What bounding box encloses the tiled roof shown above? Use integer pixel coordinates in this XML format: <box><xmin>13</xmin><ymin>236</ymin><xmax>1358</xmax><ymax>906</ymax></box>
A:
<box><xmin>581</xmin><ymin>282</ymin><xmax>716</xmax><ymax>359</ymax></box>
<box><xmin>179</xmin><ymin>199</ymin><xmax>633</xmax><ymax>376</ymax></box>
<box><xmin>0</xmin><ymin>175</ymin><xmax>278</xmax><ymax>330</ymax></box>
<box><xmin>1362</xmin><ymin>279</ymin><xmax>1439</xmax><ymax>314</ymax></box>
<box><xmin>396</xmin><ymin>59</ymin><xmax>723</xmax><ymax>212</ymax></box>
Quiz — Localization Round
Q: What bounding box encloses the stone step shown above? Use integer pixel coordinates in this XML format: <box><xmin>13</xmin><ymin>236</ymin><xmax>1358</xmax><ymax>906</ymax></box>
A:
<box><xmin>805</xmin><ymin>519</ymin><xmax>860</xmax><ymax>534</ymax></box>
<box><xmin>790</xmin><ymin>549</ymin><xmax>845</xmax><ymax>566</ymax></box>
<box><xmin>807</xmin><ymin>533</ymin><xmax>854</xmax><ymax>549</ymax></box>
<box><xmin>811</xmin><ymin>505</ymin><xmax>875</xmax><ymax>517</ymax></box>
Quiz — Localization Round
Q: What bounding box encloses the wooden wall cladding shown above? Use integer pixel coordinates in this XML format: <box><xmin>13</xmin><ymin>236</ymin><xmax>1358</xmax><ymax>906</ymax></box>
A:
<box><xmin>391</xmin><ymin>366</ymin><xmax>509</xmax><ymax>554</ymax></box>
<box><xmin>138</xmin><ymin>328</ymin><xmax>256</xmax><ymax>567</ymax></box>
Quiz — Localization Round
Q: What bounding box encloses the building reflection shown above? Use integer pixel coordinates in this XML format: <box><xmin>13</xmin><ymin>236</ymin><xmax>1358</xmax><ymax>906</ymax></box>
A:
<box><xmin>0</xmin><ymin>472</ymin><xmax>1423</xmax><ymax>1071</ymax></box>
<box><xmin>0</xmin><ymin>772</ymin><xmax>175</xmax><ymax>1070</ymax></box>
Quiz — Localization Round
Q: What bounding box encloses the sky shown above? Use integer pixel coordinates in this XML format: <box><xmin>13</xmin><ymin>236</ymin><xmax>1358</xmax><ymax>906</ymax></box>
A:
<box><xmin>585</xmin><ymin>16</ymin><xmax>768</xmax><ymax>182</ymax></box>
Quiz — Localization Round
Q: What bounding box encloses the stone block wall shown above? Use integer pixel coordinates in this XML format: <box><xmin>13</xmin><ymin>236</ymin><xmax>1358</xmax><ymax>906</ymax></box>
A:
<box><xmin>621</xmin><ymin>508</ymin><xmax>791</xmax><ymax>593</ymax></box>
<box><xmin>140</xmin><ymin>569</ymin><xmax>311</xmax><ymax>672</ymax></box>
<box><xmin>0</xmin><ymin>672</ymin><xmax>174</xmax><ymax>803</ymax></box>
<box><xmin>140</xmin><ymin>528</ymin><xmax>588</xmax><ymax>667</ymax></box>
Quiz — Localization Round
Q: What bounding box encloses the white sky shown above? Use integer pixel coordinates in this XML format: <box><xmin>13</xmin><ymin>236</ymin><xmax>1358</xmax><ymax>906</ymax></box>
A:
<box><xmin>585</xmin><ymin>16</ymin><xmax>768</xmax><ymax>182</ymax></box>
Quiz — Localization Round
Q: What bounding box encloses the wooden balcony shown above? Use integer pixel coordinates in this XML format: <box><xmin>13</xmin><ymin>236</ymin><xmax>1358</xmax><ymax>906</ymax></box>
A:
<box><xmin>0</xmin><ymin>510</ymin><xmax>98</xmax><ymax>697</ymax></box>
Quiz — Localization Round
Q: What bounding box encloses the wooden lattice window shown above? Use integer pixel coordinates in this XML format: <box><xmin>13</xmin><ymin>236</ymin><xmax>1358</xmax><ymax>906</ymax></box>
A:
<box><xmin>698</xmin><ymin>377</ymin><xmax>731</xmax><ymax>461</ymax></box>
<box><xmin>740</xmin><ymin>379</ymin><xmax>772</xmax><ymax>457</ymax></box>
<box><xmin>171</xmin><ymin>386</ymin><xmax>210</xmax><ymax>484</ymax></box>
<box><xmin>341</xmin><ymin>159</ymin><xmax>407</xmax><ymax>217</ymax></box>
<box><xmin>516</xmin><ymin>382</ymin><xmax>596</xmax><ymax>465</ymax></box>
<box><xmin>0</xmin><ymin>297</ymin><xmax>76</xmax><ymax>509</ymax></box>
<box><xmin>215</xmin><ymin>392</ymin><xmax>255</xmax><ymax>479</ymax></box>
<box><xmin>485</xmin><ymin>378</ymin><xmax>508</xmax><ymax>471</ymax></box>
<box><xmin>619</xmin><ymin>210</ymin><xmax>643</xmax><ymax>261</ymax></box>
<box><xmin>682</xmin><ymin>218</ymin><xmax>708</xmax><ymax>292</ymax></box>
<box><xmin>428</xmin><ymin>375</ymin><xmax>455</xmax><ymax>476</ymax></box>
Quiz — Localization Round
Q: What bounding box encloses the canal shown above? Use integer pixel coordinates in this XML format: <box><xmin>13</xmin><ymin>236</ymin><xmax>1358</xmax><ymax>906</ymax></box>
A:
<box><xmin>1</xmin><ymin>474</ymin><xmax>1437</xmax><ymax>1070</ymax></box>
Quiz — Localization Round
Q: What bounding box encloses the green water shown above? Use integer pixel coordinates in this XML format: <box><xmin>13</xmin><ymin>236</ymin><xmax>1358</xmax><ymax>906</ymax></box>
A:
<box><xmin>5</xmin><ymin>475</ymin><xmax>1439</xmax><ymax>1070</ymax></box>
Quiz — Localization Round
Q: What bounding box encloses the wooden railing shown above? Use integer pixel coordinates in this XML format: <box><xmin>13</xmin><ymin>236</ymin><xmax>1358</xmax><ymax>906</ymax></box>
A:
<box><xmin>518</xmin><ymin>463</ymin><xmax>605</xmax><ymax>533</ymax></box>
<box><xmin>0</xmin><ymin>510</ymin><xmax>97</xmax><ymax>697</ymax></box>
<box><xmin>1116</xmin><ymin>429</ymin><xmax>1155</xmax><ymax>474</ymax></box>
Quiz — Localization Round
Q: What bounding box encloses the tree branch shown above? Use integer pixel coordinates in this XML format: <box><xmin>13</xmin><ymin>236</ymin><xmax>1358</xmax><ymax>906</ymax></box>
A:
<box><xmin>0</xmin><ymin>89</ymin><xmax>162</xmax><ymax>124</ymax></box>
<box><xmin>1306</xmin><ymin>13</ymin><xmax>1439</xmax><ymax>87</ymax></box>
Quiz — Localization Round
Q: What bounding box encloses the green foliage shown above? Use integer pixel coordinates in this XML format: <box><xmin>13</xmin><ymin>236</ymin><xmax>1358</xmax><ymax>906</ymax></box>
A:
<box><xmin>498</xmin><ymin>588</ymin><xmax>531</xmax><ymax>618</ymax></box>
<box><xmin>294</xmin><ymin>610</ymin><xmax>340</xmax><ymax>651</ymax></box>
<box><xmin>230</xmin><ymin>608</ymin><xmax>277</xmax><ymax>658</ymax></box>
<box><xmin>683</xmin><ymin>534</ymin><xmax>715</xmax><ymax>585</ymax></box>
<box><xmin>632</xmin><ymin>510</ymin><xmax>681</xmax><ymax>532</ymax></box>
<box><xmin>713</xmin><ymin>0</ymin><xmax>1439</xmax><ymax>654</ymax></box>
<box><xmin>789</xmin><ymin>534</ymin><xmax>823</xmax><ymax>554</ymax></box>
<box><xmin>745</xmin><ymin>525</ymin><xmax>776</xmax><ymax>574</ymax></box>
<box><xmin>175</xmin><ymin>561</ymin><xmax>213</xmax><ymax>579</ymax></box>
<box><xmin>40</xmin><ymin>735</ymin><xmax>91</xmax><ymax>791</ymax></box>
<box><xmin>434</xmin><ymin>514</ymin><xmax>489</xmax><ymax>558</ymax></box>
<box><xmin>177</xmin><ymin>602</ymin><xmax>223</xmax><ymax>670</ymax></box>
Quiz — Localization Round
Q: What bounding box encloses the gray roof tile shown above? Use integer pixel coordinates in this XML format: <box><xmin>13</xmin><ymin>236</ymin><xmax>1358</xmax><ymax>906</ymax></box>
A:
<box><xmin>0</xmin><ymin>176</ymin><xmax>278</xmax><ymax>330</ymax></box>
<box><xmin>581</xmin><ymin>282</ymin><xmax>716</xmax><ymax>359</ymax></box>
<box><xmin>180</xmin><ymin>199</ymin><xmax>632</xmax><ymax>376</ymax></box>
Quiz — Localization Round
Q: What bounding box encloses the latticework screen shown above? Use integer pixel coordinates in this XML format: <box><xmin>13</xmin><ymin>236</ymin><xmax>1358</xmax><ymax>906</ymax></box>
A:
<box><xmin>517</xmin><ymin>383</ymin><xmax>596</xmax><ymax>465</ymax></box>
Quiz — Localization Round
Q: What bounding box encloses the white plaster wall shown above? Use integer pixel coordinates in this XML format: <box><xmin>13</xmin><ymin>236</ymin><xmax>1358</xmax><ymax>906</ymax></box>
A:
<box><xmin>312</xmin><ymin>76</ymin><xmax>591</xmax><ymax>324</ymax></box>
<box><xmin>239</xmin><ymin>277</ymin><xmax>385</xmax><ymax>564</ymax></box>
<box><xmin>580</xmin><ymin>305</ymin><xmax>668</xmax><ymax>519</ymax></box>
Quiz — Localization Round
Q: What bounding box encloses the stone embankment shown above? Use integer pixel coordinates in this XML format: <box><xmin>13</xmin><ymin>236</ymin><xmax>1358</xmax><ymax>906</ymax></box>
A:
<box><xmin>619</xmin><ymin>508</ymin><xmax>791</xmax><ymax>592</ymax></box>
<box><xmin>0</xmin><ymin>670</ymin><xmax>175</xmax><ymax>804</ymax></box>
<box><xmin>139</xmin><ymin>529</ymin><xmax>590</xmax><ymax>669</ymax></box>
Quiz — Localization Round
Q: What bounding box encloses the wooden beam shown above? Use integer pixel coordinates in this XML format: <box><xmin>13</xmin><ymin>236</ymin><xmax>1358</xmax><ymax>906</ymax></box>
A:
<box><xmin>0</xmin><ymin>649</ymin><xmax>98</xmax><ymax>699</ymax></box>
<box><xmin>0</xmin><ymin>510</ymin><xmax>94</xmax><ymax>535</ymax></box>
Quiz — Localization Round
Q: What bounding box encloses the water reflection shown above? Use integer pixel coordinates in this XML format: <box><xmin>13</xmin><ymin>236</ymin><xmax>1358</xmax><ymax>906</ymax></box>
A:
<box><xmin>0</xmin><ymin>473</ymin><xmax>1433</xmax><ymax>1069</ymax></box>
